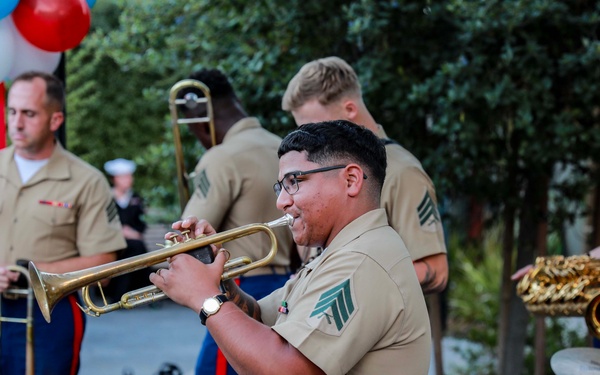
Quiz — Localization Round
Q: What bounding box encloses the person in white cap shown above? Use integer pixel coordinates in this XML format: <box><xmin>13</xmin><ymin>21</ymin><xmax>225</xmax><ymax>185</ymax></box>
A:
<box><xmin>103</xmin><ymin>158</ymin><xmax>151</xmax><ymax>301</ymax></box>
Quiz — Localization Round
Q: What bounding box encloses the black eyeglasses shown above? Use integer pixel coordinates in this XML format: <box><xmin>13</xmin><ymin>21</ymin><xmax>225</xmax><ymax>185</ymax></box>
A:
<box><xmin>273</xmin><ymin>165</ymin><xmax>347</xmax><ymax>197</ymax></box>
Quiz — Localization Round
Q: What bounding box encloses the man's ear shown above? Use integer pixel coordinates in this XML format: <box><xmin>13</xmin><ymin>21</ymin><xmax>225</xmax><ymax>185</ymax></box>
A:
<box><xmin>342</xmin><ymin>100</ymin><xmax>359</xmax><ymax>122</ymax></box>
<box><xmin>345</xmin><ymin>164</ymin><xmax>364</xmax><ymax>197</ymax></box>
<box><xmin>49</xmin><ymin>112</ymin><xmax>64</xmax><ymax>132</ymax></box>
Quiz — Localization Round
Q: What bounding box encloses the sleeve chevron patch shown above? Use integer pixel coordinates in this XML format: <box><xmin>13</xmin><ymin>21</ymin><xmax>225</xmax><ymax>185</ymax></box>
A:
<box><xmin>194</xmin><ymin>169</ymin><xmax>210</xmax><ymax>198</ymax></box>
<box><xmin>106</xmin><ymin>200</ymin><xmax>119</xmax><ymax>223</ymax></box>
<box><xmin>417</xmin><ymin>190</ymin><xmax>441</xmax><ymax>232</ymax></box>
<box><xmin>309</xmin><ymin>279</ymin><xmax>355</xmax><ymax>332</ymax></box>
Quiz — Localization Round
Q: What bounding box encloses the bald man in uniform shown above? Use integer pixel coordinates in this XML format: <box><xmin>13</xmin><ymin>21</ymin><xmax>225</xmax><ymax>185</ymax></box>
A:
<box><xmin>0</xmin><ymin>71</ymin><xmax>125</xmax><ymax>374</ymax></box>
<box><xmin>176</xmin><ymin>68</ymin><xmax>295</xmax><ymax>375</ymax></box>
<box><xmin>151</xmin><ymin>120</ymin><xmax>432</xmax><ymax>374</ymax></box>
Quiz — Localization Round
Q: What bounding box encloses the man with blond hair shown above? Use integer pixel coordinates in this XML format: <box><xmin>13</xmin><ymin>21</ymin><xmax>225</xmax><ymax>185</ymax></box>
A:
<box><xmin>282</xmin><ymin>56</ymin><xmax>448</xmax><ymax>294</ymax></box>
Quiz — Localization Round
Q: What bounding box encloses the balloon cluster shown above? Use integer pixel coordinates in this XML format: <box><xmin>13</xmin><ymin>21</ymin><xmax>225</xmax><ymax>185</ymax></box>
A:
<box><xmin>0</xmin><ymin>0</ymin><xmax>96</xmax><ymax>82</ymax></box>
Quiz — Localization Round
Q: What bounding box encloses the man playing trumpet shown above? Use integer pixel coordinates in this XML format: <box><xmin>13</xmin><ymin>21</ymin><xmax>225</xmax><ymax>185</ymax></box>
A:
<box><xmin>151</xmin><ymin>120</ymin><xmax>432</xmax><ymax>374</ymax></box>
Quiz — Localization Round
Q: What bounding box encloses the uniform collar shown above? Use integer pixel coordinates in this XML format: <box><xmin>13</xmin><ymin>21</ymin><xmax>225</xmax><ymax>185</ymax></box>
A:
<box><xmin>0</xmin><ymin>141</ymin><xmax>72</xmax><ymax>187</ymax></box>
<box><xmin>222</xmin><ymin>117</ymin><xmax>261</xmax><ymax>143</ymax></box>
<box><xmin>376</xmin><ymin>124</ymin><xmax>387</xmax><ymax>139</ymax></box>
<box><xmin>0</xmin><ymin>145</ymin><xmax>19</xmax><ymax>184</ymax></box>
<box><xmin>304</xmin><ymin>208</ymin><xmax>389</xmax><ymax>271</ymax></box>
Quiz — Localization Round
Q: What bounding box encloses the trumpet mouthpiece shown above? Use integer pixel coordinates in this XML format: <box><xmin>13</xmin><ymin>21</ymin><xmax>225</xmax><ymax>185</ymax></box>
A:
<box><xmin>268</xmin><ymin>214</ymin><xmax>294</xmax><ymax>228</ymax></box>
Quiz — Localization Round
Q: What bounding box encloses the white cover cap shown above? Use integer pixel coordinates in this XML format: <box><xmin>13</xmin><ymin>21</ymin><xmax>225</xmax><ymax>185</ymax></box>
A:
<box><xmin>104</xmin><ymin>158</ymin><xmax>136</xmax><ymax>176</ymax></box>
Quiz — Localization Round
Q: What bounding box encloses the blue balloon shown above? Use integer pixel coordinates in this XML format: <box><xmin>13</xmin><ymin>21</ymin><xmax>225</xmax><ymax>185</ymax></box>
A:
<box><xmin>0</xmin><ymin>0</ymin><xmax>19</xmax><ymax>20</ymax></box>
<box><xmin>86</xmin><ymin>0</ymin><xmax>97</xmax><ymax>8</ymax></box>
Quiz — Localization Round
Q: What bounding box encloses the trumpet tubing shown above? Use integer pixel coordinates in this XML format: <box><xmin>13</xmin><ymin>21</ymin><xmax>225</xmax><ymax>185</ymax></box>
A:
<box><xmin>29</xmin><ymin>214</ymin><xmax>294</xmax><ymax>323</ymax></box>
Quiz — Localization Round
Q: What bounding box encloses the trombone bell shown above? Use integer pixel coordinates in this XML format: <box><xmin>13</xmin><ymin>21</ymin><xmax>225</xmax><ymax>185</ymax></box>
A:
<box><xmin>29</xmin><ymin>214</ymin><xmax>294</xmax><ymax>323</ymax></box>
<box><xmin>168</xmin><ymin>79</ymin><xmax>217</xmax><ymax>213</ymax></box>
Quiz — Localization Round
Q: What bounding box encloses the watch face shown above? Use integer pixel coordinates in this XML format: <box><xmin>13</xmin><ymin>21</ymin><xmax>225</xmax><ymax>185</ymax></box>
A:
<box><xmin>203</xmin><ymin>298</ymin><xmax>221</xmax><ymax>314</ymax></box>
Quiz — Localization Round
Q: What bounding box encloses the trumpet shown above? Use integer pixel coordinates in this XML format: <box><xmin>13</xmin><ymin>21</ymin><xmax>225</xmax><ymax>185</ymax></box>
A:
<box><xmin>29</xmin><ymin>214</ymin><xmax>294</xmax><ymax>323</ymax></box>
<box><xmin>168</xmin><ymin>79</ymin><xmax>216</xmax><ymax>213</ymax></box>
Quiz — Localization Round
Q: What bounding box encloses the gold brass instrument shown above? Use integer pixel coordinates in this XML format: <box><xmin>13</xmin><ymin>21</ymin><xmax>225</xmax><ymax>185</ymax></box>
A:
<box><xmin>29</xmin><ymin>214</ymin><xmax>294</xmax><ymax>323</ymax></box>
<box><xmin>516</xmin><ymin>254</ymin><xmax>600</xmax><ymax>338</ymax></box>
<box><xmin>168</xmin><ymin>79</ymin><xmax>217</xmax><ymax>213</ymax></box>
<box><xmin>0</xmin><ymin>265</ymin><xmax>35</xmax><ymax>375</ymax></box>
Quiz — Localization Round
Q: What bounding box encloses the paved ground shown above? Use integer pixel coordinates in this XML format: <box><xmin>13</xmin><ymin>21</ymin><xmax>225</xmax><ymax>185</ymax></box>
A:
<box><xmin>79</xmin><ymin>299</ymin><xmax>203</xmax><ymax>375</ymax></box>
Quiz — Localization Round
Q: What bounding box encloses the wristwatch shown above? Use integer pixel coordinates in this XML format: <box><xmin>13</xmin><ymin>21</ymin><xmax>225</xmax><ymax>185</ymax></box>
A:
<box><xmin>199</xmin><ymin>294</ymin><xmax>229</xmax><ymax>325</ymax></box>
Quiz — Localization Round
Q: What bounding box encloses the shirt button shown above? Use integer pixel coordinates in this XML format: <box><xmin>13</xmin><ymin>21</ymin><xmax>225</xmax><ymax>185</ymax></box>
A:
<box><xmin>13</xmin><ymin>218</ymin><xmax>17</xmax><ymax>223</ymax></box>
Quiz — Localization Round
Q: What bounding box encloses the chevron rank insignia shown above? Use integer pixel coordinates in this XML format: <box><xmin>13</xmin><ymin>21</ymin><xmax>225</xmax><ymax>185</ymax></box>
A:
<box><xmin>194</xmin><ymin>169</ymin><xmax>210</xmax><ymax>198</ymax></box>
<box><xmin>417</xmin><ymin>190</ymin><xmax>441</xmax><ymax>232</ymax></box>
<box><xmin>106</xmin><ymin>200</ymin><xmax>119</xmax><ymax>223</ymax></box>
<box><xmin>307</xmin><ymin>279</ymin><xmax>356</xmax><ymax>335</ymax></box>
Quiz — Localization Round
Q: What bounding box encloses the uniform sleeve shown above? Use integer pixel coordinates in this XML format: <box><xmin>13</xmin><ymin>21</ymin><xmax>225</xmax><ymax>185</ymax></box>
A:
<box><xmin>270</xmin><ymin>253</ymin><xmax>405</xmax><ymax>375</ymax></box>
<box><xmin>382</xmin><ymin>164</ymin><xmax>447</xmax><ymax>260</ymax></box>
<box><xmin>76</xmin><ymin>175</ymin><xmax>126</xmax><ymax>256</ymax></box>
<box><xmin>182</xmin><ymin>151</ymin><xmax>240</xmax><ymax>228</ymax></box>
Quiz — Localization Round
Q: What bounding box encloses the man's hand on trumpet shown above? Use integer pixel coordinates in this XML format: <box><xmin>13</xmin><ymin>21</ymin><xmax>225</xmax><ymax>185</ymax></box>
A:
<box><xmin>150</xmin><ymin>216</ymin><xmax>229</xmax><ymax>313</ymax></box>
<box><xmin>167</xmin><ymin>215</ymin><xmax>214</xmax><ymax>240</ymax></box>
<box><xmin>150</xmin><ymin>248</ymin><xmax>230</xmax><ymax>314</ymax></box>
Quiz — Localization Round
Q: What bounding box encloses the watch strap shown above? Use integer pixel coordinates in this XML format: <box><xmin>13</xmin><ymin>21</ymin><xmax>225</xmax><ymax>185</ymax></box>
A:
<box><xmin>199</xmin><ymin>294</ymin><xmax>229</xmax><ymax>325</ymax></box>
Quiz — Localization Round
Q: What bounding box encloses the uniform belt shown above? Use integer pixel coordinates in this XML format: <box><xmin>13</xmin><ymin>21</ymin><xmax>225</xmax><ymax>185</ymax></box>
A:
<box><xmin>242</xmin><ymin>265</ymin><xmax>291</xmax><ymax>277</ymax></box>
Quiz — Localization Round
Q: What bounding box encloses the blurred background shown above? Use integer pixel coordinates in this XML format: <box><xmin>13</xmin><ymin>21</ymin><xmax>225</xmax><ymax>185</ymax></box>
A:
<box><xmin>3</xmin><ymin>1</ymin><xmax>600</xmax><ymax>374</ymax></box>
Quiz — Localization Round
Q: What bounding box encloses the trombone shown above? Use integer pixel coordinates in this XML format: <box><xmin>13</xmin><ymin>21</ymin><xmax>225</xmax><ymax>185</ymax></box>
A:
<box><xmin>168</xmin><ymin>79</ymin><xmax>217</xmax><ymax>213</ymax></box>
<box><xmin>0</xmin><ymin>265</ymin><xmax>35</xmax><ymax>375</ymax></box>
<box><xmin>28</xmin><ymin>214</ymin><xmax>294</xmax><ymax>323</ymax></box>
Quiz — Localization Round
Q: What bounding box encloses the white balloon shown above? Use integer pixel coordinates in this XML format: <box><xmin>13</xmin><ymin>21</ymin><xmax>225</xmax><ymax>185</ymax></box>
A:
<box><xmin>6</xmin><ymin>16</ymin><xmax>61</xmax><ymax>81</ymax></box>
<box><xmin>0</xmin><ymin>18</ymin><xmax>15</xmax><ymax>81</ymax></box>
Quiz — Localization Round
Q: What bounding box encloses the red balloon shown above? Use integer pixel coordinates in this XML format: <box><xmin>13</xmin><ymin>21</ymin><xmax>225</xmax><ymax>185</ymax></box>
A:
<box><xmin>12</xmin><ymin>0</ymin><xmax>91</xmax><ymax>53</ymax></box>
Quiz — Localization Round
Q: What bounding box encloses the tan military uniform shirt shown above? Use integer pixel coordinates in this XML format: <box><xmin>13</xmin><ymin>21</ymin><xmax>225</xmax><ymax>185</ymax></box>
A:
<box><xmin>259</xmin><ymin>209</ymin><xmax>431</xmax><ymax>375</ymax></box>
<box><xmin>377</xmin><ymin>126</ymin><xmax>447</xmax><ymax>261</ymax></box>
<box><xmin>0</xmin><ymin>142</ymin><xmax>126</xmax><ymax>265</ymax></box>
<box><xmin>183</xmin><ymin>118</ymin><xmax>294</xmax><ymax>275</ymax></box>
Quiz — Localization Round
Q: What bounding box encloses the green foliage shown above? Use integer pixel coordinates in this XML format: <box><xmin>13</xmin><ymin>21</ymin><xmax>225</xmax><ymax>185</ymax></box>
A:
<box><xmin>449</xmin><ymin>225</ymin><xmax>503</xmax><ymax>348</ymax></box>
<box><xmin>63</xmin><ymin>0</ymin><xmax>600</xmax><ymax>225</ymax></box>
<box><xmin>66</xmin><ymin>0</ymin><xmax>462</xmax><ymax>220</ymax></box>
<box><xmin>409</xmin><ymin>0</ymin><xmax>600</xmax><ymax>223</ymax></box>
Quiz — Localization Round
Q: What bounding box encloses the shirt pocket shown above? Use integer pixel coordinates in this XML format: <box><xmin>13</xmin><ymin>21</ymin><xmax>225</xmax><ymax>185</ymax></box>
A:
<box><xmin>33</xmin><ymin>204</ymin><xmax>77</xmax><ymax>244</ymax></box>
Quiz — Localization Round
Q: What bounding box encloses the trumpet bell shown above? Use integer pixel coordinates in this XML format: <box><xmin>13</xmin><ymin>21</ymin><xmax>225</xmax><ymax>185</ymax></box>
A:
<box><xmin>28</xmin><ymin>263</ymin><xmax>52</xmax><ymax>323</ymax></box>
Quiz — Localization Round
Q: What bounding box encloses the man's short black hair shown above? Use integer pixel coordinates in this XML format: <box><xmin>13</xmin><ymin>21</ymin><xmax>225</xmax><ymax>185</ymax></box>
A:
<box><xmin>278</xmin><ymin>120</ymin><xmax>387</xmax><ymax>193</ymax></box>
<box><xmin>178</xmin><ymin>68</ymin><xmax>237</xmax><ymax>101</ymax></box>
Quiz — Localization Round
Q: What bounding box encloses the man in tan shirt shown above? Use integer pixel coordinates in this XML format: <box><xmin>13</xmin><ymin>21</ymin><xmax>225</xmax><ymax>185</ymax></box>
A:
<box><xmin>151</xmin><ymin>120</ymin><xmax>431</xmax><ymax>374</ymax></box>
<box><xmin>176</xmin><ymin>68</ymin><xmax>295</xmax><ymax>375</ymax></box>
<box><xmin>0</xmin><ymin>71</ymin><xmax>125</xmax><ymax>374</ymax></box>
<box><xmin>281</xmin><ymin>56</ymin><xmax>448</xmax><ymax>294</ymax></box>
